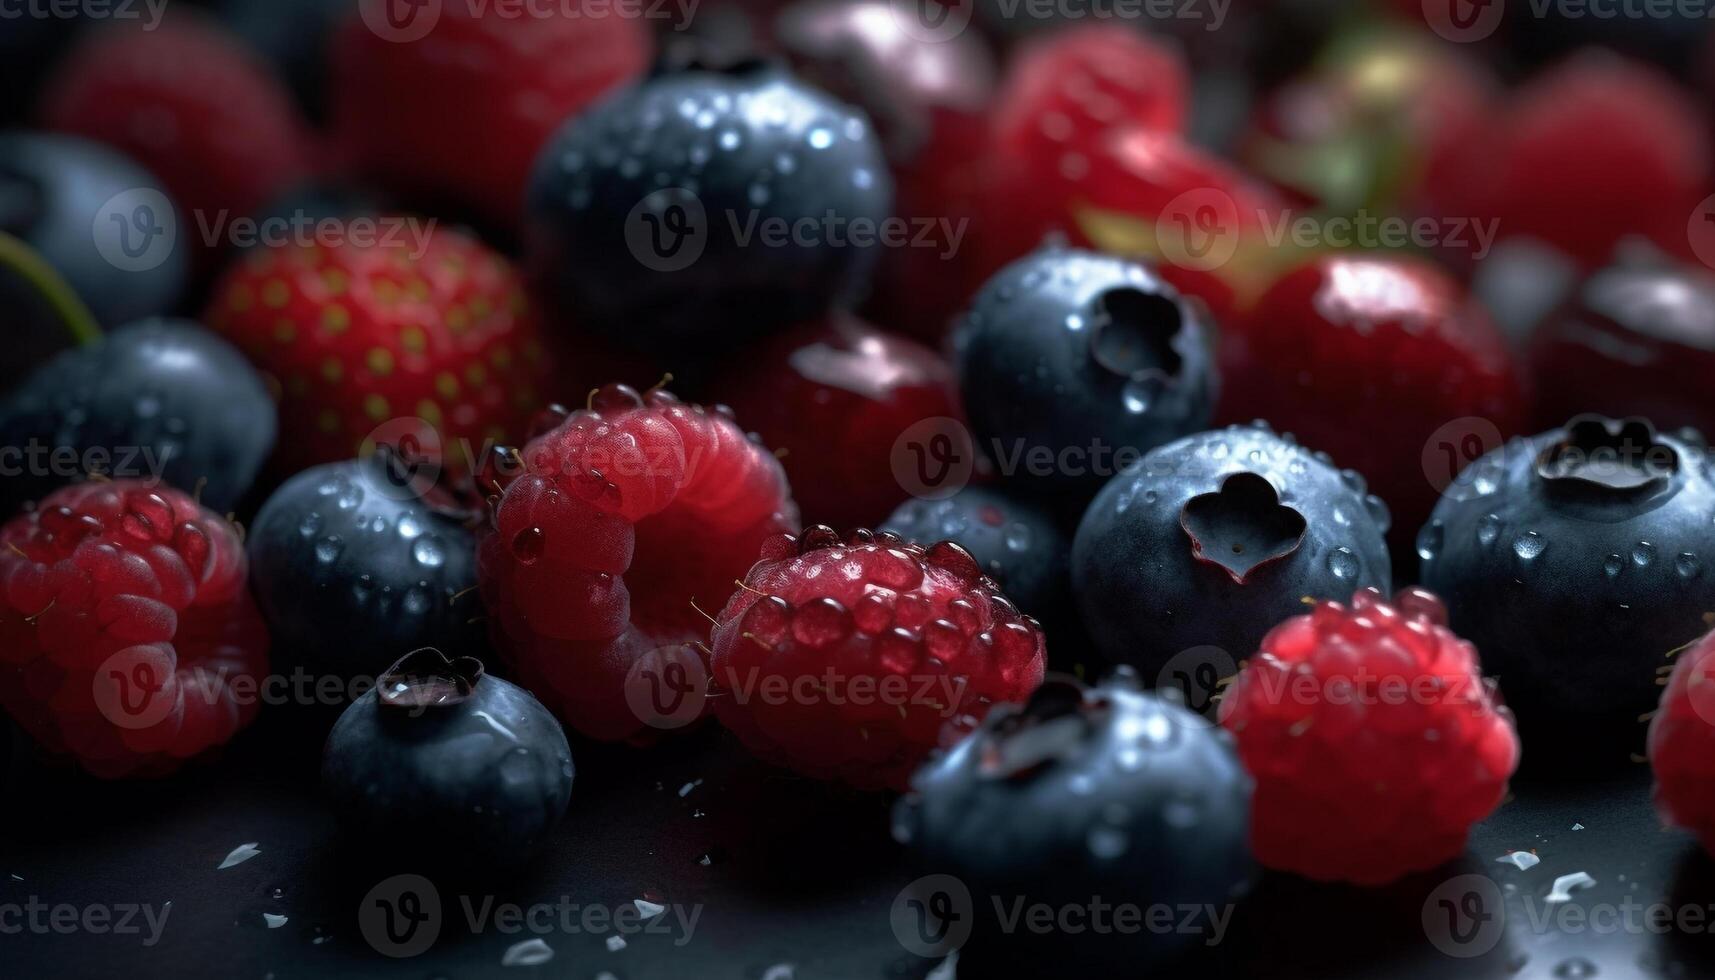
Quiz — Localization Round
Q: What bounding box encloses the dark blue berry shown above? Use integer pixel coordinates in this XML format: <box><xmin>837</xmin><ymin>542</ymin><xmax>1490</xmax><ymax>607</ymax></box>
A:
<box><xmin>248</xmin><ymin>450</ymin><xmax>483</xmax><ymax>682</ymax></box>
<box><xmin>953</xmin><ymin>246</ymin><xmax>1217</xmax><ymax>497</ymax></box>
<box><xmin>0</xmin><ymin>318</ymin><xmax>274</xmax><ymax>517</ymax></box>
<box><xmin>0</xmin><ymin>132</ymin><xmax>186</xmax><ymax>328</ymax></box>
<box><xmin>1419</xmin><ymin>415</ymin><xmax>1715</xmax><ymax>757</ymax></box>
<box><xmin>524</xmin><ymin>60</ymin><xmax>892</xmax><ymax>353</ymax></box>
<box><xmin>1073</xmin><ymin>423</ymin><xmax>1391</xmax><ymax>673</ymax></box>
<box><xmin>323</xmin><ymin>649</ymin><xmax>574</xmax><ymax>869</ymax></box>
<box><xmin>882</xmin><ymin>486</ymin><xmax>1069</xmax><ymax>628</ymax></box>
<box><xmin>894</xmin><ymin>673</ymin><xmax>1252</xmax><ymax>973</ymax></box>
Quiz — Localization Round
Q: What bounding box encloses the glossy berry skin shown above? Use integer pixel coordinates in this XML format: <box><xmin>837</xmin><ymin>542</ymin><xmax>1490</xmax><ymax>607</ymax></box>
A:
<box><xmin>1074</xmin><ymin>424</ymin><xmax>1392</xmax><ymax>674</ymax></box>
<box><xmin>479</xmin><ymin>383</ymin><xmax>798</xmax><ymax>742</ymax></box>
<box><xmin>323</xmin><ymin>649</ymin><xmax>573</xmax><ymax>870</ymax></box>
<box><xmin>1219</xmin><ymin>255</ymin><xmax>1525</xmax><ymax>559</ymax></box>
<box><xmin>204</xmin><ymin>224</ymin><xmax>552</xmax><ymax>477</ymax></box>
<box><xmin>0</xmin><ymin>318</ymin><xmax>275</xmax><ymax>518</ymax></box>
<box><xmin>39</xmin><ymin>18</ymin><xmax>315</xmax><ymax>263</ymax></box>
<box><xmin>776</xmin><ymin>0</ymin><xmax>996</xmax><ymax>343</ymax></box>
<box><xmin>895</xmin><ymin>675</ymin><xmax>1250</xmax><ymax>973</ymax></box>
<box><xmin>525</xmin><ymin>61</ymin><xmax>893</xmax><ymax>352</ymax></box>
<box><xmin>248</xmin><ymin>452</ymin><xmax>483</xmax><ymax>684</ymax></box>
<box><xmin>709</xmin><ymin>527</ymin><xmax>1045</xmax><ymax>791</ymax></box>
<box><xmin>954</xmin><ymin>246</ymin><xmax>1217</xmax><ymax>497</ymax></box>
<box><xmin>333</xmin><ymin>2</ymin><xmax>649</xmax><ymax>230</ymax></box>
<box><xmin>712</xmin><ymin>314</ymin><xmax>959</xmax><ymax>530</ymax></box>
<box><xmin>1419</xmin><ymin>416</ymin><xmax>1715</xmax><ymax>757</ymax></box>
<box><xmin>1648</xmin><ymin>628</ymin><xmax>1715</xmax><ymax>857</ymax></box>
<box><xmin>1220</xmin><ymin>588</ymin><xmax>1519</xmax><ymax>885</ymax></box>
<box><xmin>1528</xmin><ymin>255</ymin><xmax>1715</xmax><ymax>438</ymax></box>
<box><xmin>881</xmin><ymin>486</ymin><xmax>1069</xmax><ymax>632</ymax></box>
<box><xmin>0</xmin><ymin>481</ymin><xmax>269</xmax><ymax>778</ymax></box>
<box><xmin>0</xmin><ymin>132</ymin><xmax>186</xmax><ymax>329</ymax></box>
<box><xmin>1432</xmin><ymin>51</ymin><xmax>1709</xmax><ymax>270</ymax></box>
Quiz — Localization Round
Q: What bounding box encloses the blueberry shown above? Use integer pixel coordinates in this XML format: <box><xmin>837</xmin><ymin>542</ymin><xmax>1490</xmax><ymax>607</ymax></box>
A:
<box><xmin>248</xmin><ymin>450</ymin><xmax>484</xmax><ymax>683</ymax></box>
<box><xmin>323</xmin><ymin>649</ymin><xmax>574</xmax><ymax>869</ymax></box>
<box><xmin>894</xmin><ymin>674</ymin><xmax>1252</xmax><ymax>974</ymax></box>
<box><xmin>0</xmin><ymin>132</ymin><xmax>186</xmax><ymax>328</ymax></box>
<box><xmin>0</xmin><ymin>318</ymin><xmax>274</xmax><ymax>517</ymax></box>
<box><xmin>1072</xmin><ymin>423</ymin><xmax>1391</xmax><ymax>674</ymax></box>
<box><xmin>1419</xmin><ymin>415</ymin><xmax>1715</xmax><ymax>758</ymax></box>
<box><xmin>882</xmin><ymin>486</ymin><xmax>1070</xmax><ymax>628</ymax></box>
<box><xmin>525</xmin><ymin>60</ymin><xmax>893</xmax><ymax>353</ymax></box>
<box><xmin>953</xmin><ymin>246</ymin><xmax>1217</xmax><ymax>499</ymax></box>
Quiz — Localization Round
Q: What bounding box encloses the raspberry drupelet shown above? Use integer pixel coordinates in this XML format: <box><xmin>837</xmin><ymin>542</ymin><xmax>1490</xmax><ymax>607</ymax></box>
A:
<box><xmin>708</xmin><ymin>526</ymin><xmax>1047</xmax><ymax>791</ymax></box>
<box><xmin>477</xmin><ymin>382</ymin><xmax>799</xmax><ymax>742</ymax></box>
<box><xmin>1219</xmin><ymin>587</ymin><xmax>1518</xmax><ymax>885</ymax></box>
<box><xmin>0</xmin><ymin>481</ymin><xmax>269</xmax><ymax>778</ymax></box>
<box><xmin>1648</xmin><ymin>627</ymin><xmax>1715</xmax><ymax>854</ymax></box>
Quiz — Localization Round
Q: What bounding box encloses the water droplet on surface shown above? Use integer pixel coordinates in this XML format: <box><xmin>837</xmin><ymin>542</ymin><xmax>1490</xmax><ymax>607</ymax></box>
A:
<box><xmin>1004</xmin><ymin>524</ymin><xmax>1032</xmax><ymax>552</ymax></box>
<box><xmin>1513</xmin><ymin>531</ymin><xmax>1546</xmax><ymax>561</ymax></box>
<box><xmin>1633</xmin><ymin>542</ymin><xmax>1655</xmax><ymax>567</ymax></box>
<box><xmin>297</xmin><ymin>512</ymin><xmax>322</xmax><ymax>538</ymax></box>
<box><xmin>511</xmin><ymin>527</ymin><xmax>545</xmax><ymax>564</ymax></box>
<box><xmin>1087</xmin><ymin>826</ymin><xmax>1129</xmax><ymax>859</ymax></box>
<box><xmin>1477</xmin><ymin>514</ymin><xmax>1502</xmax><ymax>546</ymax></box>
<box><xmin>1679</xmin><ymin>553</ymin><xmax>1702</xmax><ymax>579</ymax></box>
<box><xmin>1552</xmin><ymin>958</ymin><xmax>1597</xmax><ymax>979</ymax></box>
<box><xmin>315</xmin><ymin>536</ymin><xmax>343</xmax><ymax>564</ymax></box>
<box><xmin>1604</xmin><ymin>554</ymin><xmax>1624</xmax><ymax>578</ymax></box>
<box><xmin>412</xmin><ymin>536</ymin><xmax>446</xmax><ymax>568</ymax></box>
<box><xmin>1326</xmin><ymin>547</ymin><xmax>1358</xmax><ymax>579</ymax></box>
<box><xmin>1416</xmin><ymin>522</ymin><xmax>1443</xmax><ymax>561</ymax></box>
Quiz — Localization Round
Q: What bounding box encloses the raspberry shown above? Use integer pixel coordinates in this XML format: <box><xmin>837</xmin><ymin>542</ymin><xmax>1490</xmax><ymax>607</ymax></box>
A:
<box><xmin>478</xmin><ymin>383</ymin><xmax>798</xmax><ymax>741</ymax></box>
<box><xmin>0</xmin><ymin>481</ymin><xmax>268</xmax><ymax>778</ymax></box>
<box><xmin>1218</xmin><ymin>587</ymin><xmax>1518</xmax><ymax>885</ymax></box>
<box><xmin>708</xmin><ymin>526</ymin><xmax>1047</xmax><ymax>791</ymax></box>
<box><xmin>1648</xmin><ymin>627</ymin><xmax>1715</xmax><ymax>854</ymax></box>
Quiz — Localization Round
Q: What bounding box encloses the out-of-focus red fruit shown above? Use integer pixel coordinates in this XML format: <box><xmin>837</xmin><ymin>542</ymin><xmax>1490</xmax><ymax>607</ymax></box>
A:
<box><xmin>1528</xmin><ymin>251</ymin><xmax>1715</xmax><ymax>437</ymax></box>
<box><xmin>38</xmin><ymin>17</ymin><xmax>315</xmax><ymax>263</ymax></box>
<box><xmin>1240</xmin><ymin>29</ymin><xmax>1495</xmax><ymax>217</ymax></box>
<box><xmin>332</xmin><ymin>1</ymin><xmax>651</xmax><ymax>229</ymax></box>
<box><xmin>711</xmin><ymin>313</ymin><xmax>960</xmax><ymax>532</ymax></box>
<box><xmin>1431</xmin><ymin>51</ymin><xmax>1710</xmax><ymax>270</ymax></box>
<box><xmin>776</xmin><ymin>0</ymin><xmax>998</xmax><ymax>343</ymax></box>
<box><xmin>1218</xmin><ymin>254</ymin><xmax>1526</xmax><ymax>557</ymax></box>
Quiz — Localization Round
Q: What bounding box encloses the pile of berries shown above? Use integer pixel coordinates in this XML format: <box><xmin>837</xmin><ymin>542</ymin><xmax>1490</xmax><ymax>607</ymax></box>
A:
<box><xmin>7</xmin><ymin>3</ymin><xmax>1715</xmax><ymax>974</ymax></box>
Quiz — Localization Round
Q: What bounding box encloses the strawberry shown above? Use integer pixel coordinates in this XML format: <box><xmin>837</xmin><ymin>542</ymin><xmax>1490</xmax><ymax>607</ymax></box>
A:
<box><xmin>332</xmin><ymin>1</ymin><xmax>651</xmax><ymax>230</ymax></box>
<box><xmin>202</xmin><ymin>223</ymin><xmax>553</xmax><ymax>477</ymax></box>
<box><xmin>38</xmin><ymin>16</ymin><xmax>316</xmax><ymax>263</ymax></box>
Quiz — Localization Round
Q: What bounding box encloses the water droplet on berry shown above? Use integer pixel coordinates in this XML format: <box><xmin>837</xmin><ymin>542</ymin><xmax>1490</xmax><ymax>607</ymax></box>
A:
<box><xmin>1678</xmin><ymin>553</ymin><xmax>1701</xmax><ymax>579</ymax></box>
<box><xmin>512</xmin><ymin>527</ymin><xmax>545</xmax><ymax>564</ymax></box>
<box><xmin>1326</xmin><ymin>547</ymin><xmax>1358</xmax><ymax>579</ymax></box>
<box><xmin>298</xmin><ymin>512</ymin><xmax>322</xmax><ymax>538</ymax></box>
<box><xmin>1551</xmin><ymin>958</ymin><xmax>1597</xmax><ymax>979</ymax></box>
<box><xmin>1416</xmin><ymin>522</ymin><xmax>1443</xmax><ymax>561</ymax></box>
<box><xmin>1633</xmin><ymin>542</ymin><xmax>1655</xmax><ymax>567</ymax></box>
<box><xmin>1121</xmin><ymin>378</ymin><xmax>1156</xmax><ymax>414</ymax></box>
<box><xmin>315</xmin><ymin>536</ymin><xmax>344</xmax><ymax>564</ymax></box>
<box><xmin>1513</xmin><ymin>532</ymin><xmax>1546</xmax><ymax>561</ymax></box>
<box><xmin>1476</xmin><ymin>514</ymin><xmax>1502</xmax><ymax>547</ymax></box>
<box><xmin>1603</xmin><ymin>554</ymin><xmax>1624</xmax><ymax>578</ymax></box>
<box><xmin>1004</xmin><ymin>524</ymin><xmax>1032</xmax><ymax>552</ymax></box>
<box><xmin>412</xmin><ymin>536</ymin><xmax>446</xmax><ymax>568</ymax></box>
<box><xmin>1087</xmin><ymin>825</ymin><xmax>1129</xmax><ymax>859</ymax></box>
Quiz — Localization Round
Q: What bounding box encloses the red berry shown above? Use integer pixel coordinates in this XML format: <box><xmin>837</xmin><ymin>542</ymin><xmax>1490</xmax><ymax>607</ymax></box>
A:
<box><xmin>478</xmin><ymin>383</ymin><xmax>798</xmax><ymax>741</ymax></box>
<box><xmin>1217</xmin><ymin>254</ymin><xmax>1526</xmax><ymax>557</ymax></box>
<box><xmin>203</xmin><ymin>224</ymin><xmax>553</xmax><ymax>477</ymax></box>
<box><xmin>709</xmin><ymin>528</ymin><xmax>1046</xmax><ymax>790</ymax></box>
<box><xmin>0</xmin><ymin>481</ymin><xmax>268</xmax><ymax>778</ymax></box>
<box><xmin>332</xmin><ymin>3</ymin><xmax>650</xmax><ymax>229</ymax></box>
<box><xmin>992</xmin><ymin>23</ymin><xmax>1188</xmax><ymax>163</ymax></box>
<box><xmin>1648</xmin><ymin>627</ymin><xmax>1715</xmax><ymax>855</ymax></box>
<box><xmin>1219</xmin><ymin>587</ymin><xmax>1518</xmax><ymax>885</ymax></box>
<box><xmin>711</xmin><ymin>314</ymin><xmax>960</xmax><ymax>531</ymax></box>
<box><xmin>40</xmin><ymin>17</ymin><xmax>315</xmax><ymax>261</ymax></box>
<box><xmin>1433</xmin><ymin>51</ymin><xmax>1711</xmax><ymax>269</ymax></box>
